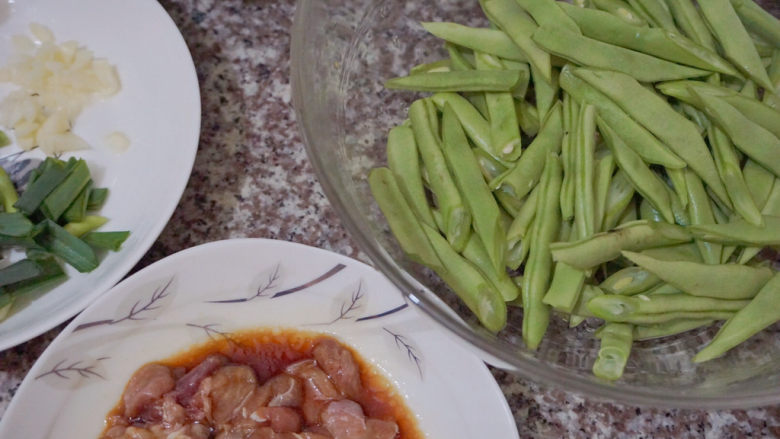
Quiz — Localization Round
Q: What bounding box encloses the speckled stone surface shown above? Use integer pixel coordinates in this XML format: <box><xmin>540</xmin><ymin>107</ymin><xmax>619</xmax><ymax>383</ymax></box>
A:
<box><xmin>1</xmin><ymin>0</ymin><xmax>780</xmax><ymax>437</ymax></box>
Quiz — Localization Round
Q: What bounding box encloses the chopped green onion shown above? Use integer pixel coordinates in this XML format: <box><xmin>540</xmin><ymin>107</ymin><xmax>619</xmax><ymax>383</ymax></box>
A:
<box><xmin>0</xmin><ymin>130</ymin><xmax>10</xmax><ymax>148</ymax></box>
<box><xmin>0</xmin><ymin>212</ymin><xmax>33</xmax><ymax>237</ymax></box>
<box><xmin>0</xmin><ymin>167</ymin><xmax>18</xmax><ymax>213</ymax></box>
<box><xmin>86</xmin><ymin>187</ymin><xmax>109</xmax><ymax>211</ymax></box>
<box><xmin>82</xmin><ymin>231</ymin><xmax>130</xmax><ymax>251</ymax></box>
<box><xmin>62</xmin><ymin>182</ymin><xmax>92</xmax><ymax>223</ymax></box>
<box><xmin>36</xmin><ymin>220</ymin><xmax>98</xmax><ymax>273</ymax></box>
<box><xmin>0</xmin><ymin>257</ymin><xmax>65</xmax><ymax>296</ymax></box>
<box><xmin>14</xmin><ymin>158</ymin><xmax>70</xmax><ymax>215</ymax></box>
<box><xmin>40</xmin><ymin>159</ymin><xmax>91</xmax><ymax>221</ymax></box>
<box><xmin>0</xmin><ymin>259</ymin><xmax>43</xmax><ymax>287</ymax></box>
<box><xmin>64</xmin><ymin>215</ymin><xmax>107</xmax><ymax>237</ymax></box>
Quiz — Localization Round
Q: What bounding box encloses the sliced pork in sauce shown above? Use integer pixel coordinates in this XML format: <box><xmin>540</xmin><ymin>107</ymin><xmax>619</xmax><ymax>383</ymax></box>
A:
<box><xmin>101</xmin><ymin>331</ymin><xmax>420</xmax><ymax>439</ymax></box>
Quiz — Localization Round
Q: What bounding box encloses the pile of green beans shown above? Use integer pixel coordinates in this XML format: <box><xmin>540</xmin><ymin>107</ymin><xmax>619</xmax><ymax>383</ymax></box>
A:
<box><xmin>370</xmin><ymin>0</ymin><xmax>780</xmax><ymax>381</ymax></box>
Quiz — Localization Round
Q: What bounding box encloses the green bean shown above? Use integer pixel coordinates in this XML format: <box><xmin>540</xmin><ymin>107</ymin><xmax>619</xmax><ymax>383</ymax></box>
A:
<box><xmin>740</xmin><ymin>80</ymin><xmax>758</xmax><ymax>100</ymax></box>
<box><xmin>515</xmin><ymin>0</ymin><xmax>581</xmax><ymax>34</ymax></box>
<box><xmin>694</xmin><ymin>273</ymin><xmax>780</xmax><ymax>363</ymax></box>
<box><xmin>764</xmin><ymin>50</ymin><xmax>780</xmax><ymax>109</ymax></box>
<box><xmin>533</xmin><ymin>65</ymin><xmax>560</xmax><ymax>123</ymax></box>
<box><xmin>503</xmin><ymin>60</ymin><xmax>532</xmax><ymax>100</ymax></box>
<box><xmin>445</xmin><ymin>43</ymin><xmax>475</xmax><ymax>71</ymax></box>
<box><xmin>613</xmin><ymin>197</ymin><xmax>637</xmax><ymax>225</ymax></box>
<box><xmin>385</xmin><ymin>70</ymin><xmax>522</xmax><ymax>92</ymax></box>
<box><xmin>473</xmin><ymin>148</ymin><xmax>508</xmax><ymax>183</ymax></box>
<box><xmin>633</xmin><ymin>318</ymin><xmax>715</xmax><ymax>341</ymax></box>
<box><xmin>507</xmin><ymin>183</ymin><xmax>541</xmax><ymax>248</ymax></box>
<box><xmin>598</xmin><ymin>119</ymin><xmax>674</xmax><ymax>224</ymax></box>
<box><xmin>441</xmin><ymin>104</ymin><xmax>505</xmax><ymax>271</ymax></box>
<box><xmin>573</xmin><ymin>68</ymin><xmax>731</xmax><ymax>208</ymax></box>
<box><xmin>410</xmin><ymin>59</ymin><xmax>450</xmax><ymax>75</ymax></box>
<box><xmin>386</xmin><ymin>125</ymin><xmax>436</xmax><ymax>228</ymax></box>
<box><xmin>690</xmin><ymin>90</ymin><xmax>780</xmax><ymax>178</ymax></box>
<box><xmin>665</xmin><ymin>0</ymin><xmax>717</xmax><ymax>51</ymax></box>
<box><xmin>560</xmin><ymin>66</ymin><xmax>685</xmax><ymax>169</ymax></box>
<box><xmin>744</xmin><ymin>160</ymin><xmax>775</xmax><ymax>211</ymax></box>
<box><xmin>593</xmin><ymin>153</ymin><xmax>615</xmax><ymax>233</ymax></box>
<box><xmin>623</xmin><ymin>251</ymin><xmax>772</xmax><ymax>299</ymax></box>
<box><xmin>601</xmin><ymin>266</ymin><xmax>662</xmax><ymax>296</ymax></box>
<box><xmin>657</xmin><ymin>80</ymin><xmax>780</xmax><ymax>139</ymax></box>
<box><xmin>483</xmin><ymin>0</ymin><xmax>552</xmax><ymax>82</ymax></box>
<box><xmin>739</xmin><ymin>178</ymin><xmax>780</xmax><ymax>264</ymax></box>
<box><xmin>492</xmin><ymin>102</ymin><xmax>563</xmax><ymax>199</ymax></box>
<box><xmin>522</xmin><ymin>153</ymin><xmax>562</xmax><ymax>350</ymax></box>
<box><xmin>708</xmin><ymin>124</ymin><xmax>764</xmax><ymax>226</ymax></box>
<box><xmin>629</xmin><ymin>0</ymin><xmax>677</xmax><ymax>30</ymax></box>
<box><xmin>645</xmin><ymin>282</ymin><xmax>683</xmax><ymax>296</ymax></box>
<box><xmin>697</xmin><ymin>0</ymin><xmax>772</xmax><ymax>90</ymax></box>
<box><xmin>592</xmin><ymin>0</ymin><xmax>648</xmax><ymax>27</ymax></box>
<box><xmin>0</xmin><ymin>167</ymin><xmax>18</xmax><ymax>213</ymax></box>
<box><xmin>516</xmin><ymin>99</ymin><xmax>540</xmax><ymax>136</ymax></box>
<box><xmin>677</xmin><ymin>102</ymin><xmax>710</xmax><ymax>134</ymax></box>
<box><xmin>495</xmin><ymin>188</ymin><xmax>523</xmax><ymax>218</ymax></box>
<box><xmin>588</xmin><ymin>293</ymin><xmax>749</xmax><ymax>320</ymax></box>
<box><xmin>506</xmin><ymin>219</ymin><xmax>532</xmax><ymax>270</ymax></box>
<box><xmin>666</xmin><ymin>167</ymin><xmax>688</xmax><ymax>209</ymax></box>
<box><xmin>421</xmin><ymin>222</ymin><xmax>507</xmax><ymax>333</ymax></box>
<box><xmin>730</xmin><ymin>0</ymin><xmax>780</xmax><ymax>47</ymax></box>
<box><xmin>558</xmin><ymin>3</ymin><xmax>737</xmax><ymax>76</ymax></box>
<box><xmin>432</xmin><ymin>93</ymin><xmax>492</xmax><ymax>157</ymax></box>
<box><xmin>410</xmin><ymin>100</ymin><xmax>471</xmax><ymax>251</ymax></box>
<box><xmin>602</xmin><ymin>170</ymin><xmax>636</xmax><ymax>232</ymax></box>
<box><xmin>575</xmin><ymin>104</ymin><xmax>598</xmax><ymax>239</ymax></box>
<box><xmin>463</xmin><ymin>233</ymin><xmax>520</xmax><ymax>302</ymax></box>
<box><xmin>569</xmin><ymin>285</ymin><xmax>604</xmax><ymax>325</ymax></box>
<box><xmin>473</xmin><ymin>54</ymin><xmax>524</xmax><ymax>162</ymax></box>
<box><xmin>592</xmin><ymin>322</ymin><xmax>633</xmax><ymax>381</ymax></box>
<box><xmin>543</xmin><ymin>260</ymin><xmax>586</xmax><ymax>313</ymax></box>
<box><xmin>682</xmin><ymin>169</ymin><xmax>721</xmax><ymax>264</ymax></box>
<box><xmin>639</xmin><ymin>197</ymin><xmax>663</xmax><ymax>222</ymax></box>
<box><xmin>640</xmin><ymin>242</ymin><xmax>703</xmax><ymax>263</ymax></box>
<box><xmin>368</xmin><ymin>168</ymin><xmax>444</xmax><ymax>271</ymax></box>
<box><xmin>560</xmin><ymin>93</ymin><xmax>578</xmax><ymax>221</ymax></box>
<box><xmin>551</xmin><ymin>220</ymin><xmax>691</xmax><ymax>270</ymax></box>
<box><xmin>533</xmin><ymin>26</ymin><xmax>709</xmax><ymax>82</ymax></box>
<box><xmin>689</xmin><ymin>215</ymin><xmax>780</xmax><ymax>246</ymax></box>
<box><xmin>422</xmin><ymin>22</ymin><xmax>529</xmax><ymax>63</ymax></box>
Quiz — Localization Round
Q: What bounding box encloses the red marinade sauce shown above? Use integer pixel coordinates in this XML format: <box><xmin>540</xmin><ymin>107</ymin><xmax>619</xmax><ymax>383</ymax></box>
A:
<box><xmin>100</xmin><ymin>328</ymin><xmax>424</xmax><ymax>439</ymax></box>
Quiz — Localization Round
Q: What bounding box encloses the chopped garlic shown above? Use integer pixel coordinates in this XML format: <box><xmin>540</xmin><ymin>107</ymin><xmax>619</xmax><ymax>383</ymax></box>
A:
<box><xmin>104</xmin><ymin>131</ymin><xmax>130</xmax><ymax>154</ymax></box>
<box><xmin>0</xmin><ymin>23</ymin><xmax>123</xmax><ymax>155</ymax></box>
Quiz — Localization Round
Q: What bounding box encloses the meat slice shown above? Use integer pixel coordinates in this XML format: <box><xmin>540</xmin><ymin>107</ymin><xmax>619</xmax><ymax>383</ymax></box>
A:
<box><xmin>205</xmin><ymin>365</ymin><xmax>260</xmax><ymax>424</ymax></box>
<box><xmin>122</xmin><ymin>364</ymin><xmax>176</xmax><ymax>419</ymax></box>
<box><xmin>285</xmin><ymin>360</ymin><xmax>341</xmax><ymax>424</ymax></box>
<box><xmin>312</xmin><ymin>340</ymin><xmax>363</xmax><ymax>400</ymax></box>
<box><xmin>170</xmin><ymin>354</ymin><xmax>228</xmax><ymax>404</ymax></box>
<box><xmin>321</xmin><ymin>400</ymin><xmax>368</xmax><ymax>439</ymax></box>
<box><xmin>263</xmin><ymin>373</ymin><xmax>304</xmax><ymax>408</ymax></box>
<box><xmin>366</xmin><ymin>419</ymin><xmax>399</xmax><ymax>439</ymax></box>
<box><xmin>250</xmin><ymin>406</ymin><xmax>303</xmax><ymax>433</ymax></box>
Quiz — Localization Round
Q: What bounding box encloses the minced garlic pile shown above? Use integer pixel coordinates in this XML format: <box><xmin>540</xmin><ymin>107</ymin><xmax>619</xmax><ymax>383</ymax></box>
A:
<box><xmin>0</xmin><ymin>23</ymin><xmax>122</xmax><ymax>155</ymax></box>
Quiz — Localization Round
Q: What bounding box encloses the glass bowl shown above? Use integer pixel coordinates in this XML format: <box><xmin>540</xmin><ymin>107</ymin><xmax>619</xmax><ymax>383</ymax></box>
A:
<box><xmin>290</xmin><ymin>0</ymin><xmax>780</xmax><ymax>408</ymax></box>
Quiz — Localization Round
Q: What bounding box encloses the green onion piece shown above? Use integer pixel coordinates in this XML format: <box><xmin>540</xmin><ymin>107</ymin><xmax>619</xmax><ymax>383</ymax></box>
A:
<box><xmin>81</xmin><ymin>231</ymin><xmax>130</xmax><ymax>251</ymax></box>
<box><xmin>0</xmin><ymin>293</ymin><xmax>13</xmax><ymax>321</ymax></box>
<box><xmin>86</xmin><ymin>188</ymin><xmax>109</xmax><ymax>211</ymax></box>
<box><xmin>0</xmin><ymin>212</ymin><xmax>33</xmax><ymax>237</ymax></box>
<box><xmin>36</xmin><ymin>220</ymin><xmax>98</xmax><ymax>273</ymax></box>
<box><xmin>62</xmin><ymin>182</ymin><xmax>92</xmax><ymax>223</ymax></box>
<box><xmin>0</xmin><ymin>257</ymin><xmax>65</xmax><ymax>296</ymax></box>
<box><xmin>0</xmin><ymin>167</ymin><xmax>18</xmax><ymax>213</ymax></box>
<box><xmin>13</xmin><ymin>158</ymin><xmax>70</xmax><ymax>215</ymax></box>
<box><xmin>0</xmin><ymin>259</ymin><xmax>43</xmax><ymax>287</ymax></box>
<box><xmin>40</xmin><ymin>159</ymin><xmax>91</xmax><ymax>221</ymax></box>
<box><xmin>64</xmin><ymin>215</ymin><xmax>107</xmax><ymax>238</ymax></box>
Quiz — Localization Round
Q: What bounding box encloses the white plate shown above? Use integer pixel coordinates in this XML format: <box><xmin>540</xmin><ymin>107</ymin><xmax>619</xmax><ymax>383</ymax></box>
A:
<box><xmin>0</xmin><ymin>0</ymin><xmax>200</xmax><ymax>349</ymax></box>
<box><xmin>0</xmin><ymin>239</ymin><xmax>518</xmax><ymax>438</ymax></box>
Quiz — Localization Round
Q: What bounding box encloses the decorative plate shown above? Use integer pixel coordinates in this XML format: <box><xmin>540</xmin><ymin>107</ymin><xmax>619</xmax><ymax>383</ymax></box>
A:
<box><xmin>0</xmin><ymin>239</ymin><xmax>518</xmax><ymax>438</ymax></box>
<box><xmin>0</xmin><ymin>0</ymin><xmax>201</xmax><ymax>349</ymax></box>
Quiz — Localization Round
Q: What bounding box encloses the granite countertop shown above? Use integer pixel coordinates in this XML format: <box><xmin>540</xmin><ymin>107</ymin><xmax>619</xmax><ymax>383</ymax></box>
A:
<box><xmin>1</xmin><ymin>0</ymin><xmax>779</xmax><ymax>437</ymax></box>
